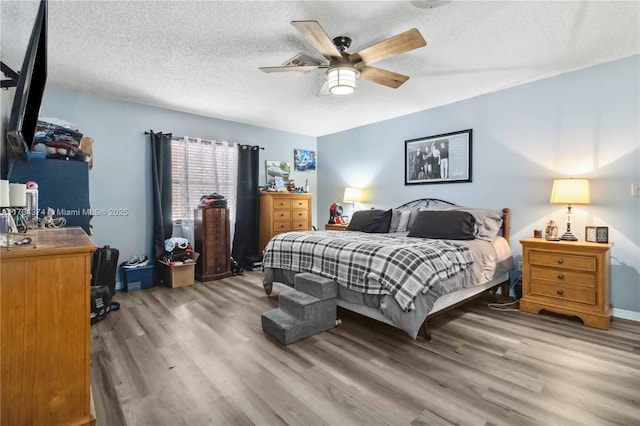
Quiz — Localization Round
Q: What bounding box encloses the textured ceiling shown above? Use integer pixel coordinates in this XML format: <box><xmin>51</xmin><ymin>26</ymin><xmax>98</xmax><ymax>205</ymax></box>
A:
<box><xmin>1</xmin><ymin>1</ymin><xmax>638</xmax><ymax>137</ymax></box>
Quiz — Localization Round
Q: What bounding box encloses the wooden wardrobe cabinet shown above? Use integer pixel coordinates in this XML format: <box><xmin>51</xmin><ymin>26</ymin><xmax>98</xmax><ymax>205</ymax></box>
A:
<box><xmin>194</xmin><ymin>208</ymin><xmax>232</xmax><ymax>281</ymax></box>
<box><xmin>1</xmin><ymin>228</ymin><xmax>96</xmax><ymax>425</ymax></box>
<box><xmin>258</xmin><ymin>192</ymin><xmax>313</xmax><ymax>253</ymax></box>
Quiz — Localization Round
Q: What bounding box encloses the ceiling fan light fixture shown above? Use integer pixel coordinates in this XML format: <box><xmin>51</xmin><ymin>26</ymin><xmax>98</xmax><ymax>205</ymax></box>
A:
<box><xmin>327</xmin><ymin>67</ymin><xmax>360</xmax><ymax>95</ymax></box>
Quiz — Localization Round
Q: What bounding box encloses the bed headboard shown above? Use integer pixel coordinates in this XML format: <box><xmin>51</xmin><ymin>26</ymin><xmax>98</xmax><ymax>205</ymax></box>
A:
<box><xmin>395</xmin><ymin>199</ymin><xmax>511</xmax><ymax>246</ymax></box>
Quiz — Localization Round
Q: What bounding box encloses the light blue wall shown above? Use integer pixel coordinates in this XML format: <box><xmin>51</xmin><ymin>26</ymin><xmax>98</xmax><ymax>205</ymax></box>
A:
<box><xmin>318</xmin><ymin>55</ymin><xmax>640</xmax><ymax>314</ymax></box>
<box><xmin>36</xmin><ymin>88</ymin><xmax>316</xmax><ymax>275</ymax></box>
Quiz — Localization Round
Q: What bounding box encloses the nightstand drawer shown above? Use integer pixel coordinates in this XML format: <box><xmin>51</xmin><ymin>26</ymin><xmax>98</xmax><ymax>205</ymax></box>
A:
<box><xmin>273</xmin><ymin>221</ymin><xmax>292</xmax><ymax>231</ymax></box>
<box><xmin>530</xmin><ymin>251</ymin><xmax>596</xmax><ymax>272</ymax></box>
<box><xmin>273</xmin><ymin>210</ymin><xmax>292</xmax><ymax>220</ymax></box>
<box><xmin>529</xmin><ymin>280</ymin><xmax>596</xmax><ymax>305</ymax></box>
<box><xmin>530</xmin><ymin>266</ymin><xmax>596</xmax><ymax>289</ymax></box>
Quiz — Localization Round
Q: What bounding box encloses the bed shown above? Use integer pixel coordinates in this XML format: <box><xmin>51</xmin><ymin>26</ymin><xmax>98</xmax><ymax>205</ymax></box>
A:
<box><xmin>262</xmin><ymin>199</ymin><xmax>514</xmax><ymax>339</ymax></box>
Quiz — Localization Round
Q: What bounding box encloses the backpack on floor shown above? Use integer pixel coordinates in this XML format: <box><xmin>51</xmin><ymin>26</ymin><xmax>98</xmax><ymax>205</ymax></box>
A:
<box><xmin>90</xmin><ymin>285</ymin><xmax>113</xmax><ymax>325</ymax></box>
<box><xmin>91</xmin><ymin>245</ymin><xmax>120</xmax><ymax>323</ymax></box>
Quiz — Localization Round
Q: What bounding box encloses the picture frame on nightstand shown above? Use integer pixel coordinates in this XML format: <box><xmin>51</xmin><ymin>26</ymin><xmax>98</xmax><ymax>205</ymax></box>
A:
<box><xmin>586</xmin><ymin>226</ymin><xmax>609</xmax><ymax>243</ymax></box>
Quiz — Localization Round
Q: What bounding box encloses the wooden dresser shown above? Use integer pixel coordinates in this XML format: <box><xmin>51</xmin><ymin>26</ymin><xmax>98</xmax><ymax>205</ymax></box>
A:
<box><xmin>194</xmin><ymin>208</ymin><xmax>232</xmax><ymax>281</ymax></box>
<box><xmin>520</xmin><ymin>238</ymin><xmax>612</xmax><ymax>329</ymax></box>
<box><xmin>258</xmin><ymin>192</ymin><xmax>313</xmax><ymax>253</ymax></box>
<box><xmin>1</xmin><ymin>228</ymin><xmax>96</xmax><ymax>425</ymax></box>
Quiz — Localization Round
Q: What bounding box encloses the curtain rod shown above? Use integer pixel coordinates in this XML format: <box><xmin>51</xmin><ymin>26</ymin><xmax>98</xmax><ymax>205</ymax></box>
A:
<box><xmin>144</xmin><ymin>131</ymin><xmax>264</xmax><ymax>150</ymax></box>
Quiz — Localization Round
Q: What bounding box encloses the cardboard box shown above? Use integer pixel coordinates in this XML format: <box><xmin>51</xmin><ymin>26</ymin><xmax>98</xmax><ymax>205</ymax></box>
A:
<box><xmin>121</xmin><ymin>265</ymin><xmax>154</xmax><ymax>292</ymax></box>
<box><xmin>159</xmin><ymin>253</ymin><xmax>199</xmax><ymax>288</ymax></box>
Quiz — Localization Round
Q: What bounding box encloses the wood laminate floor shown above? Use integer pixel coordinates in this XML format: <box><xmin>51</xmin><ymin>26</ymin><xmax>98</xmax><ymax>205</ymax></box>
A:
<box><xmin>90</xmin><ymin>271</ymin><xmax>640</xmax><ymax>426</ymax></box>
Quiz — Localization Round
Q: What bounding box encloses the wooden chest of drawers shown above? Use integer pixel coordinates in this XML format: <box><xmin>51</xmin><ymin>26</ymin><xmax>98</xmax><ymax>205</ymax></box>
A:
<box><xmin>194</xmin><ymin>208</ymin><xmax>232</xmax><ymax>281</ymax></box>
<box><xmin>1</xmin><ymin>228</ymin><xmax>96</xmax><ymax>425</ymax></box>
<box><xmin>520</xmin><ymin>238</ymin><xmax>612</xmax><ymax>329</ymax></box>
<box><xmin>259</xmin><ymin>192</ymin><xmax>313</xmax><ymax>253</ymax></box>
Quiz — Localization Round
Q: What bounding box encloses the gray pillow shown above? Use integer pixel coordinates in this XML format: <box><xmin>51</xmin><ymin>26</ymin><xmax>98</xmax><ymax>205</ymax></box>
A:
<box><xmin>420</xmin><ymin>206</ymin><xmax>503</xmax><ymax>240</ymax></box>
<box><xmin>408</xmin><ymin>210</ymin><xmax>476</xmax><ymax>240</ymax></box>
<box><xmin>347</xmin><ymin>209</ymin><xmax>392</xmax><ymax>233</ymax></box>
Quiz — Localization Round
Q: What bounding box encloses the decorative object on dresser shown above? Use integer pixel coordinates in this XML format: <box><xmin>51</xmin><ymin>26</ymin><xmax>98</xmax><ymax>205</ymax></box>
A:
<box><xmin>1</xmin><ymin>227</ymin><xmax>96</xmax><ymax>425</ymax></box>
<box><xmin>259</xmin><ymin>192</ymin><xmax>313</xmax><ymax>253</ymax></box>
<box><xmin>550</xmin><ymin>178</ymin><xmax>590</xmax><ymax>241</ymax></box>
<box><xmin>194</xmin><ymin>208</ymin><xmax>232</xmax><ymax>281</ymax></box>
<box><xmin>585</xmin><ymin>226</ymin><xmax>609</xmax><ymax>243</ymax></box>
<box><xmin>519</xmin><ymin>238</ymin><xmax>612</xmax><ymax>329</ymax></box>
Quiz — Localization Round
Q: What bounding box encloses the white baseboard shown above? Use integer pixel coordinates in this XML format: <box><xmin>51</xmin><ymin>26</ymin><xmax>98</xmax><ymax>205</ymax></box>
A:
<box><xmin>612</xmin><ymin>308</ymin><xmax>640</xmax><ymax>322</ymax></box>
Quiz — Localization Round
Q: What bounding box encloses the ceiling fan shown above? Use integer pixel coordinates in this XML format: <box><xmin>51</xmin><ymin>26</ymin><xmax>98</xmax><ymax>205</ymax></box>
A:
<box><xmin>259</xmin><ymin>21</ymin><xmax>427</xmax><ymax>95</ymax></box>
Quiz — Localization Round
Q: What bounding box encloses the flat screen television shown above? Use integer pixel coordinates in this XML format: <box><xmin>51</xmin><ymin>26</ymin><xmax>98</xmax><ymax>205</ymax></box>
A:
<box><xmin>5</xmin><ymin>0</ymin><xmax>47</xmax><ymax>163</ymax></box>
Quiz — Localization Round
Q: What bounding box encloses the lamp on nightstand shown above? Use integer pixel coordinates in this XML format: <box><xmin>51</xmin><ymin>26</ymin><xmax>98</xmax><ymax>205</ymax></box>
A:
<box><xmin>343</xmin><ymin>187</ymin><xmax>362</xmax><ymax>219</ymax></box>
<box><xmin>550</xmin><ymin>178</ymin><xmax>590</xmax><ymax>241</ymax></box>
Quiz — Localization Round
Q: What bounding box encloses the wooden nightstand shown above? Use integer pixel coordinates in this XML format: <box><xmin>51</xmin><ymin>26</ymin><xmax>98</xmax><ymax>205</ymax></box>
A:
<box><xmin>519</xmin><ymin>238</ymin><xmax>612</xmax><ymax>329</ymax></box>
<box><xmin>325</xmin><ymin>223</ymin><xmax>348</xmax><ymax>231</ymax></box>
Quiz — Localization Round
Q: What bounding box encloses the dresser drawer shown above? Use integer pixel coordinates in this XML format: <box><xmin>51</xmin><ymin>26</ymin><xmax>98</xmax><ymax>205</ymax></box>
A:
<box><xmin>292</xmin><ymin>209</ymin><xmax>309</xmax><ymax>220</ymax></box>
<box><xmin>273</xmin><ymin>221</ymin><xmax>292</xmax><ymax>231</ymax></box>
<box><xmin>273</xmin><ymin>210</ymin><xmax>292</xmax><ymax>220</ymax></box>
<box><xmin>530</xmin><ymin>266</ymin><xmax>596</xmax><ymax>289</ymax></box>
<box><xmin>293</xmin><ymin>199</ymin><xmax>309</xmax><ymax>209</ymax></box>
<box><xmin>292</xmin><ymin>220</ymin><xmax>309</xmax><ymax>230</ymax></box>
<box><xmin>529</xmin><ymin>280</ymin><xmax>596</xmax><ymax>305</ymax></box>
<box><xmin>529</xmin><ymin>251</ymin><xmax>596</xmax><ymax>272</ymax></box>
<box><xmin>274</xmin><ymin>199</ymin><xmax>292</xmax><ymax>209</ymax></box>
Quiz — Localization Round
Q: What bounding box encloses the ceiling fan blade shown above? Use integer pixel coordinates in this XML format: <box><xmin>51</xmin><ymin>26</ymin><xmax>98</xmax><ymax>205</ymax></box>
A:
<box><xmin>360</xmin><ymin>66</ymin><xmax>410</xmax><ymax>89</ymax></box>
<box><xmin>317</xmin><ymin>81</ymin><xmax>330</xmax><ymax>96</ymax></box>
<box><xmin>291</xmin><ymin>20</ymin><xmax>342</xmax><ymax>59</ymax></box>
<box><xmin>259</xmin><ymin>65</ymin><xmax>326</xmax><ymax>73</ymax></box>
<box><xmin>349</xmin><ymin>28</ymin><xmax>426</xmax><ymax>65</ymax></box>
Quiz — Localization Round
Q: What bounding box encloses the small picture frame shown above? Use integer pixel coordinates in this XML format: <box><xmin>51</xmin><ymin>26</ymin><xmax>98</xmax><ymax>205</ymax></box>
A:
<box><xmin>585</xmin><ymin>226</ymin><xmax>609</xmax><ymax>243</ymax></box>
<box><xmin>596</xmin><ymin>226</ymin><xmax>609</xmax><ymax>243</ymax></box>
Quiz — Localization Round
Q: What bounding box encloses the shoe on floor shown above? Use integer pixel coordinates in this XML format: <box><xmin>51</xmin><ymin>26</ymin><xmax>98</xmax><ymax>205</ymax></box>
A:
<box><xmin>122</xmin><ymin>255</ymin><xmax>149</xmax><ymax>269</ymax></box>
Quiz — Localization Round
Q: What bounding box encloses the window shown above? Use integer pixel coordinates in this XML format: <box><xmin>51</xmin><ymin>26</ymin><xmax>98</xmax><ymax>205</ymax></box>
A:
<box><xmin>170</xmin><ymin>137</ymin><xmax>238</xmax><ymax>230</ymax></box>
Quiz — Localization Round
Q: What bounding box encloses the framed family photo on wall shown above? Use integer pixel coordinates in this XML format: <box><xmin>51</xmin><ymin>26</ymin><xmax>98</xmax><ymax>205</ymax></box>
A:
<box><xmin>405</xmin><ymin>129</ymin><xmax>472</xmax><ymax>185</ymax></box>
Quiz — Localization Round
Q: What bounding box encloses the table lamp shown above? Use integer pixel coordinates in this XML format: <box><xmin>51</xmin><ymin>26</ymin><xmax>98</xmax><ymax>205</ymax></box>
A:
<box><xmin>550</xmin><ymin>178</ymin><xmax>590</xmax><ymax>241</ymax></box>
<box><xmin>343</xmin><ymin>187</ymin><xmax>362</xmax><ymax>219</ymax></box>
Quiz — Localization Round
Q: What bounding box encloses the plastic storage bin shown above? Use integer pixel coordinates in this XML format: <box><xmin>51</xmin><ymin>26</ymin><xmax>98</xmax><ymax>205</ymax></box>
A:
<box><xmin>121</xmin><ymin>265</ymin><xmax>154</xmax><ymax>292</ymax></box>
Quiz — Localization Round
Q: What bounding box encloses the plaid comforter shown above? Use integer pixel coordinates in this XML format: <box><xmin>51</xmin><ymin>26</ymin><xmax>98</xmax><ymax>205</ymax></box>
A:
<box><xmin>262</xmin><ymin>231</ymin><xmax>474</xmax><ymax>312</ymax></box>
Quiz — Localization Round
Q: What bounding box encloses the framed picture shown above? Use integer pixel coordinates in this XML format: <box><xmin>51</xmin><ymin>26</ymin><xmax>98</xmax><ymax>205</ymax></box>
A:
<box><xmin>265</xmin><ymin>160</ymin><xmax>291</xmax><ymax>186</ymax></box>
<box><xmin>405</xmin><ymin>129</ymin><xmax>472</xmax><ymax>185</ymax></box>
<box><xmin>294</xmin><ymin>149</ymin><xmax>316</xmax><ymax>172</ymax></box>
<box><xmin>585</xmin><ymin>226</ymin><xmax>609</xmax><ymax>243</ymax></box>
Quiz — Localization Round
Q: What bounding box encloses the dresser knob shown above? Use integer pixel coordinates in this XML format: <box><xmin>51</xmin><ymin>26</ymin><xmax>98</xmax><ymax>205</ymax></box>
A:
<box><xmin>557</xmin><ymin>258</ymin><xmax>564</xmax><ymax>264</ymax></box>
<box><xmin>557</xmin><ymin>274</ymin><xmax>564</xmax><ymax>279</ymax></box>
<box><xmin>557</xmin><ymin>289</ymin><xmax>564</xmax><ymax>295</ymax></box>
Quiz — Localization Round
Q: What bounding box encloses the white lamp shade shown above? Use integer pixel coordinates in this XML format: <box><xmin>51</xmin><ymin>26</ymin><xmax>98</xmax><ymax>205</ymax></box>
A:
<box><xmin>343</xmin><ymin>187</ymin><xmax>363</xmax><ymax>203</ymax></box>
<box><xmin>550</xmin><ymin>178</ymin><xmax>590</xmax><ymax>205</ymax></box>
<box><xmin>0</xmin><ymin>180</ymin><xmax>9</xmax><ymax>207</ymax></box>
<box><xmin>9</xmin><ymin>183</ymin><xmax>27</xmax><ymax>207</ymax></box>
<box><xmin>327</xmin><ymin>67</ymin><xmax>359</xmax><ymax>95</ymax></box>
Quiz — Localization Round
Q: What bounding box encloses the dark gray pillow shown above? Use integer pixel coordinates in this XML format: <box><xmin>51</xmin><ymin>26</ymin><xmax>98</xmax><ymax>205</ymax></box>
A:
<box><xmin>408</xmin><ymin>210</ymin><xmax>476</xmax><ymax>240</ymax></box>
<box><xmin>347</xmin><ymin>209</ymin><xmax>392</xmax><ymax>233</ymax></box>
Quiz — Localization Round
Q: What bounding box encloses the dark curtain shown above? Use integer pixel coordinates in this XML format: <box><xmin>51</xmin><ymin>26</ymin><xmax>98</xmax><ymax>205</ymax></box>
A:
<box><xmin>150</xmin><ymin>131</ymin><xmax>173</xmax><ymax>261</ymax></box>
<box><xmin>232</xmin><ymin>144</ymin><xmax>260</xmax><ymax>269</ymax></box>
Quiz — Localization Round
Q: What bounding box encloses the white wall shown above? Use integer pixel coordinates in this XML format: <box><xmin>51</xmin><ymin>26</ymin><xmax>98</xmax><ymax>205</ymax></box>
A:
<box><xmin>35</xmin><ymin>87</ymin><xmax>316</xmax><ymax>273</ymax></box>
<box><xmin>317</xmin><ymin>55</ymin><xmax>640</xmax><ymax>313</ymax></box>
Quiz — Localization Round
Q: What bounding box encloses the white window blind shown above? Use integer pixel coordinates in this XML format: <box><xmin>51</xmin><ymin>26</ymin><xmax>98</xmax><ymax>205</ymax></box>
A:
<box><xmin>170</xmin><ymin>137</ymin><xmax>238</xmax><ymax>223</ymax></box>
